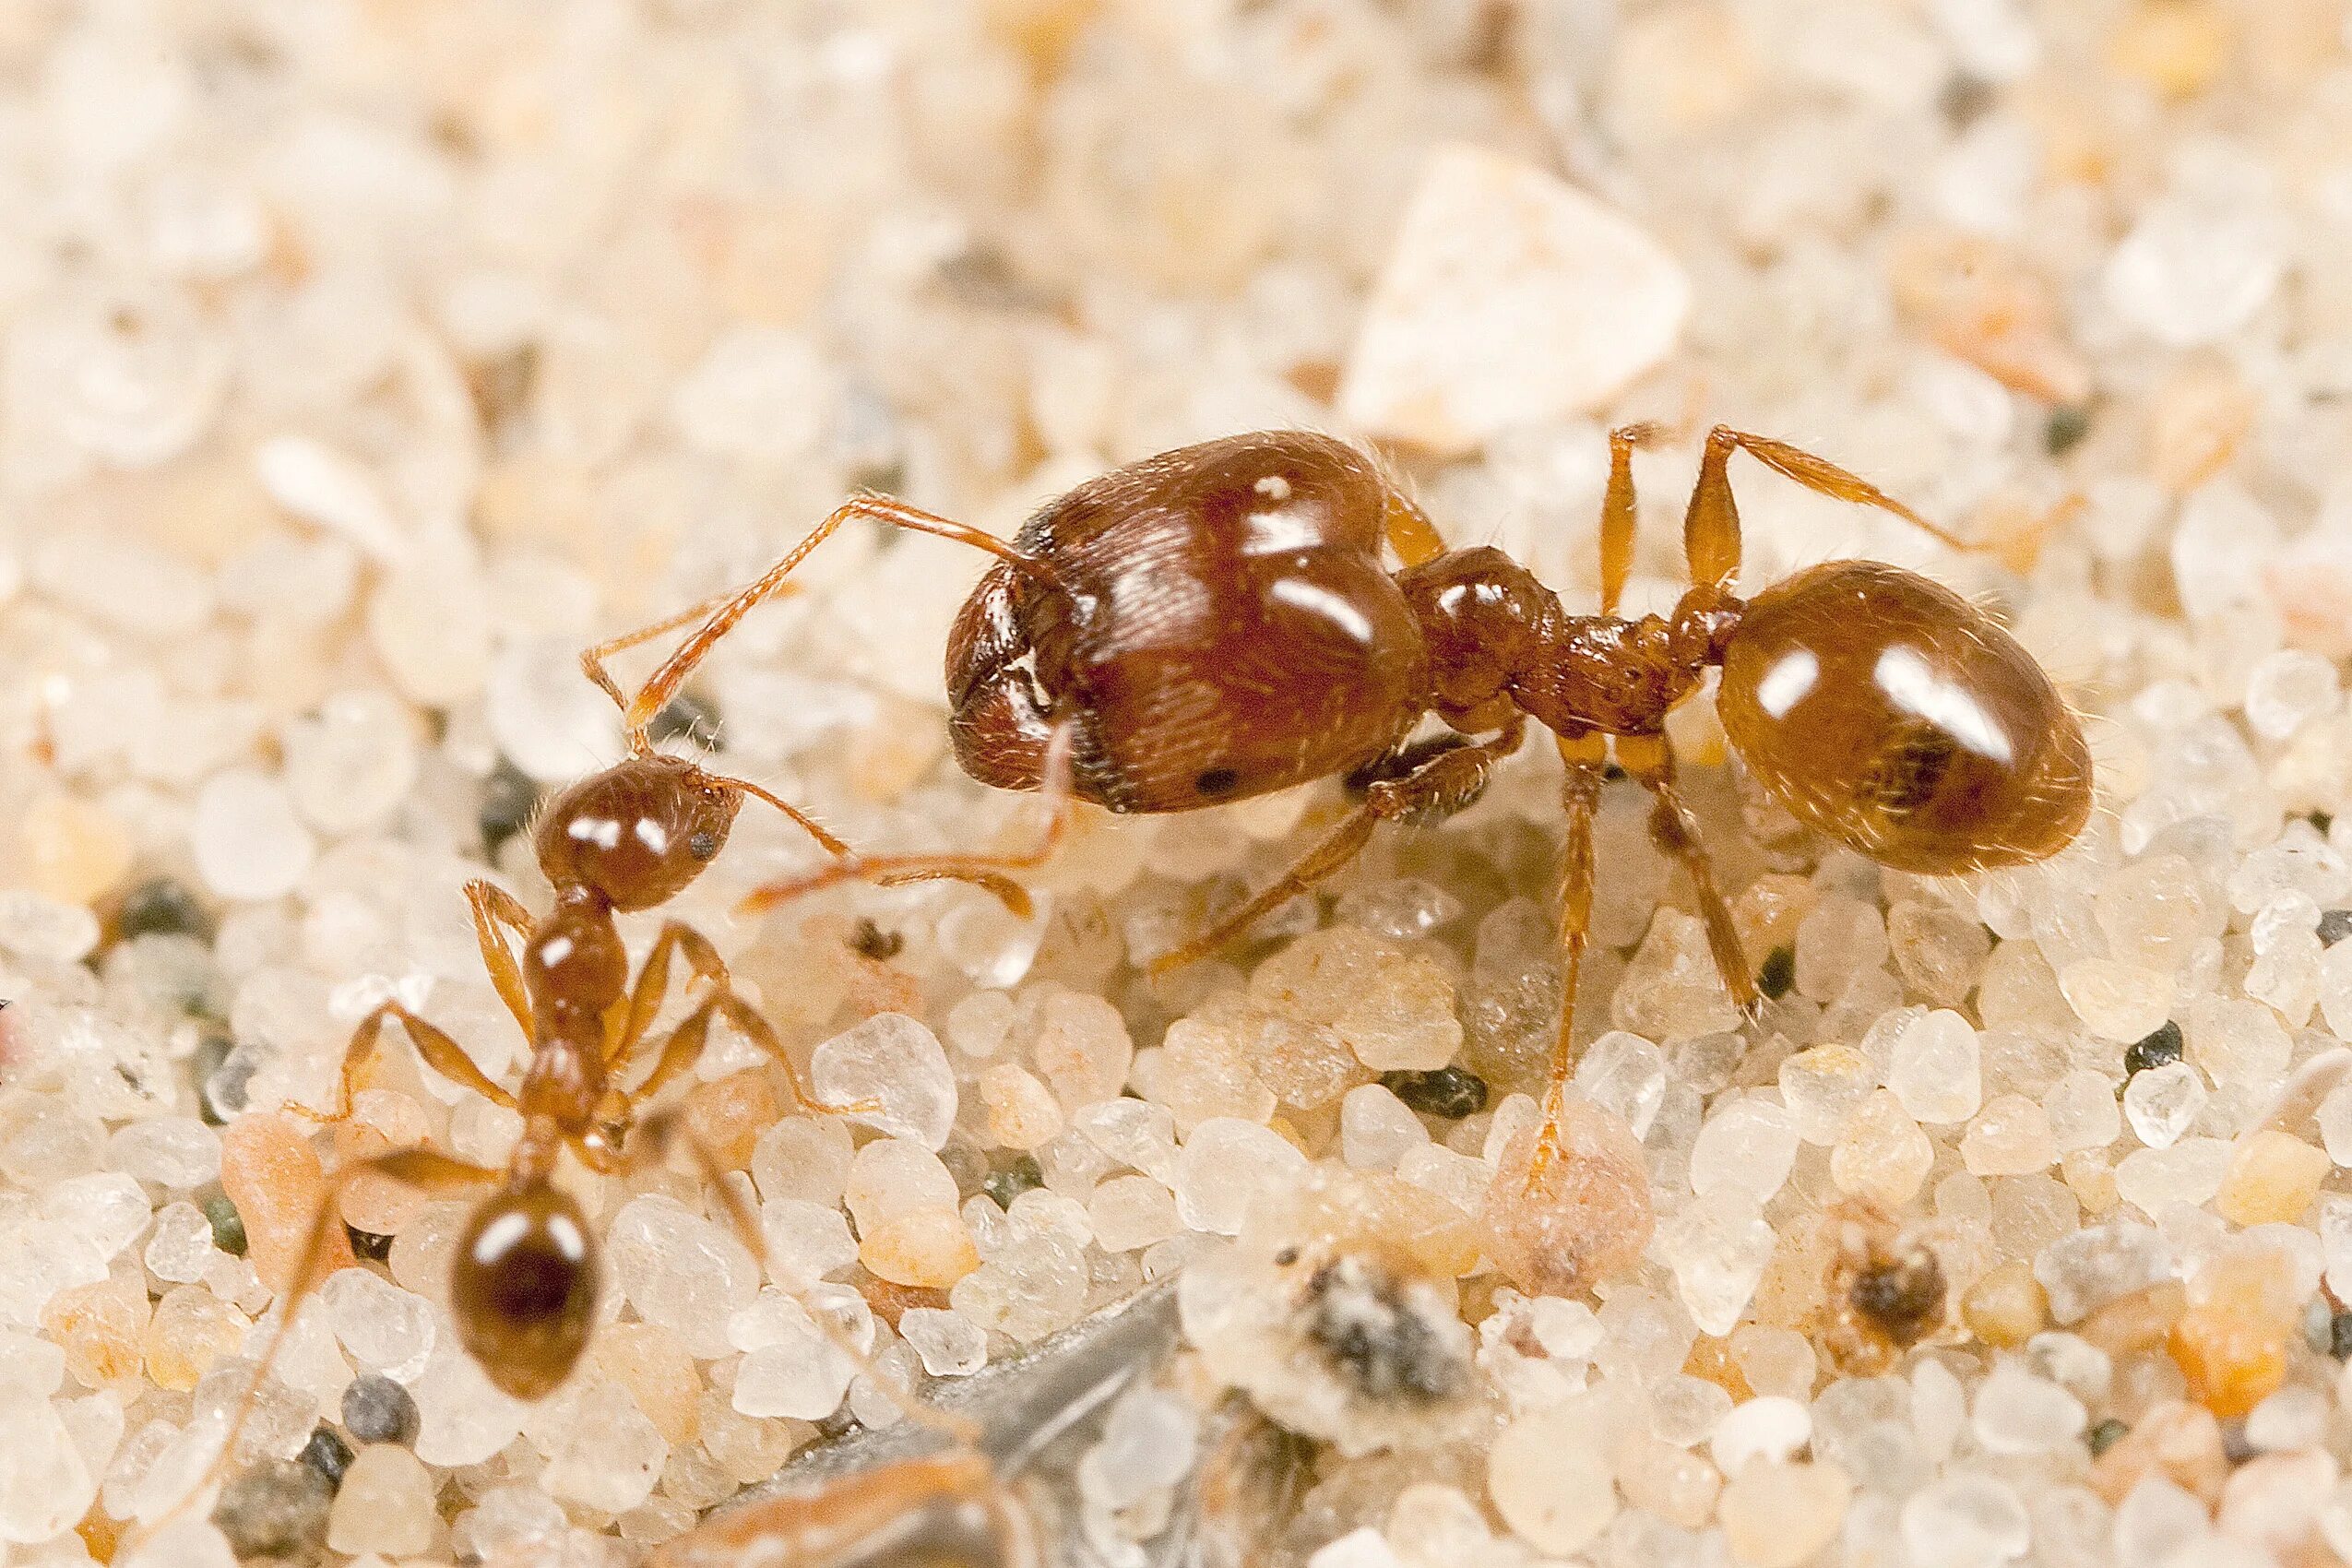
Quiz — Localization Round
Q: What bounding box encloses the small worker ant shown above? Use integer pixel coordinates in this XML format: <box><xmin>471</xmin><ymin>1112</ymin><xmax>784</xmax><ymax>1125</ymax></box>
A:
<box><xmin>159</xmin><ymin>592</ymin><xmax>1050</xmax><ymax>1539</ymax></box>
<box><xmin>656</xmin><ymin>425</ymin><xmax>2090</xmax><ymax>1188</ymax></box>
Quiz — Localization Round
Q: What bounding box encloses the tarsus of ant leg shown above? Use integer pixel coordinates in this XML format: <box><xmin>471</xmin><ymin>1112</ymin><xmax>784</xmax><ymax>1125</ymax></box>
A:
<box><xmin>464</xmin><ymin>878</ymin><xmax>538</xmax><ymax>1040</ymax></box>
<box><xmin>137</xmin><ymin>1149</ymin><xmax>499</xmax><ymax>1549</ymax></box>
<box><xmin>1683</xmin><ymin>424</ymin><xmax>1973</xmax><ymax>592</ymax></box>
<box><xmin>1147</xmin><ymin>719</ymin><xmax>1526</xmax><ymax>977</ymax></box>
<box><xmin>1614</xmin><ymin>732</ymin><xmax>1758</xmax><ymax>1016</ymax></box>
<box><xmin>291</xmin><ymin>1002</ymin><xmax>517</xmax><ymax>1124</ymax></box>
<box><xmin>735</xmin><ymin>720</ymin><xmax>1078</xmax><ymax>920</ymax></box>
<box><xmin>618</xmin><ymin>495</ymin><xmax>1064</xmax><ymax>744</ymax></box>
<box><xmin>1537</xmin><ymin>733</ymin><xmax>1607</xmax><ymax>1173</ymax></box>
<box><xmin>633</xmin><ymin>1108</ymin><xmax>983</xmax><ymax>1447</ymax></box>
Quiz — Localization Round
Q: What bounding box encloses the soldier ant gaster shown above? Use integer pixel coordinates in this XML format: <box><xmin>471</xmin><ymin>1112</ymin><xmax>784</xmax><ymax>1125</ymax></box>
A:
<box><xmin>659</xmin><ymin>423</ymin><xmax>2092</xmax><ymax>1291</ymax></box>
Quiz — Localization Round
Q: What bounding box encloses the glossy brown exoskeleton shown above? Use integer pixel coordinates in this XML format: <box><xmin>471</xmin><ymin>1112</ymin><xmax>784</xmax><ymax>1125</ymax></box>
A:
<box><xmin>662</xmin><ymin>425</ymin><xmax>2091</xmax><ymax>1177</ymax></box>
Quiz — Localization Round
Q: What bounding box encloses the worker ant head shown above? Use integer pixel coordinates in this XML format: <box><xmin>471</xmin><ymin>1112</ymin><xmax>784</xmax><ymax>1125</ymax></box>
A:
<box><xmin>534</xmin><ymin>754</ymin><xmax>743</xmax><ymax>912</ymax></box>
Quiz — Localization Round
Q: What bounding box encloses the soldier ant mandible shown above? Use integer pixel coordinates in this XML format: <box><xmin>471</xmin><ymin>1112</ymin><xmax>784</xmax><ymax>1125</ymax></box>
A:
<box><xmin>664</xmin><ymin>424</ymin><xmax>2091</xmax><ymax>1186</ymax></box>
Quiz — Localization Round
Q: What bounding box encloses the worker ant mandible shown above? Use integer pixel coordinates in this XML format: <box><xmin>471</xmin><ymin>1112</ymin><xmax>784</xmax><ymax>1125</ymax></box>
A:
<box><xmin>664</xmin><ymin>423</ymin><xmax>2091</xmax><ymax>1221</ymax></box>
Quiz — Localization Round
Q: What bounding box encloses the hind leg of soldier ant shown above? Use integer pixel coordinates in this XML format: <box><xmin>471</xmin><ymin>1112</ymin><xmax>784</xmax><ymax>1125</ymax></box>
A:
<box><xmin>1675</xmin><ymin>423</ymin><xmax>1973</xmax><ymax>591</ymax></box>
<box><xmin>1615</xmin><ymin>731</ymin><xmax>1759</xmax><ymax>1017</ymax></box>
<box><xmin>1147</xmin><ymin>718</ymin><xmax>1527</xmax><ymax>976</ymax></box>
<box><xmin>736</xmin><ymin>719</ymin><xmax>1079</xmax><ymax>921</ymax></box>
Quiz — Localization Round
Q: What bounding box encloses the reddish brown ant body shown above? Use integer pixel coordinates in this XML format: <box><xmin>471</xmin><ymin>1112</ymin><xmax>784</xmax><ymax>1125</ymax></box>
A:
<box><xmin>664</xmin><ymin>424</ymin><xmax>2090</xmax><ymax>1183</ymax></box>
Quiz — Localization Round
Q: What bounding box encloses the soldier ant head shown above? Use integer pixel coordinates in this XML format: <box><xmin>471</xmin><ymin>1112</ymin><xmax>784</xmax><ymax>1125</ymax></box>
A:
<box><xmin>533</xmin><ymin>754</ymin><xmax>742</xmax><ymax>912</ymax></box>
<box><xmin>450</xmin><ymin>1181</ymin><xmax>600</xmax><ymax>1399</ymax></box>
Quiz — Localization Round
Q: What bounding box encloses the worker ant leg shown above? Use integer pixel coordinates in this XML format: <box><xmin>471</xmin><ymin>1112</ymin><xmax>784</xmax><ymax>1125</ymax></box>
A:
<box><xmin>610</xmin><ymin>919</ymin><xmax>730</xmax><ymax>1067</ymax></box>
<box><xmin>736</xmin><ymin>721</ymin><xmax>1078</xmax><ymax>921</ymax></box>
<box><xmin>1681</xmin><ymin>424</ymin><xmax>1970</xmax><ymax>592</ymax></box>
<box><xmin>463</xmin><ymin>879</ymin><xmax>538</xmax><ymax>1041</ymax></box>
<box><xmin>1531</xmin><ymin>731</ymin><xmax>1606</xmax><ymax>1172</ymax></box>
<box><xmin>611</xmin><ymin>495</ymin><xmax>1059</xmax><ymax>744</ymax></box>
<box><xmin>1615</xmin><ymin>731</ymin><xmax>1759</xmax><ymax>1018</ymax></box>
<box><xmin>291</xmin><ymin>1002</ymin><xmax>516</xmax><ymax>1125</ymax></box>
<box><xmin>1149</xmin><ymin>719</ymin><xmax>1526</xmax><ymax>976</ymax></box>
<box><xmin>140</xmin><ymin>1148</ymin><xmax>501</xmax><ymax>1543</ymax></box>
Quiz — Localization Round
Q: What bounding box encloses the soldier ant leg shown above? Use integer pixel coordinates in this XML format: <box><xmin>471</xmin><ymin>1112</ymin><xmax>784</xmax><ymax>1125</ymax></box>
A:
<box><xmin>1598</xmin><ymin>422</ymin><xmax>1670</xmax><ymax>615</ymax></box>
<box><xmin>1149</xmin><ymin>719</ymin><xmax>1527</xmax><ymax>976</ymax></box>
<box><xmin>737</xmin><ymin>721</ymin><xmax>1079</xmax><ymax>921</ymax></box>
<box><xmin>1681</xmin><ymin>424</ymin><xmax>1972</xmax><ymax>590</ymax></box>
<box><xmin>1615</xmin><ymin>732</ymin><xmax>1759</xmax><ymax>1017</ymax></box>
<box><xmin>464</xmin><ymin>878</ymin><xmax>538</xmax><ymax>1039</ymax></box>
<box><xmin>1536</xmin><ymin>731</ymin><xmax>1608</xmax><ymax>1169</ymax></box>
<box><xmin>291</xmin><ymin>1002</ymin><xmax>518</xmax><ymax>1125</ymax></box>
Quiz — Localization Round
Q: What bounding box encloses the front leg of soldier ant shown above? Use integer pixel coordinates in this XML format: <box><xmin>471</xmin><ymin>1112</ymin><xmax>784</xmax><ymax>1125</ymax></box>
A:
<box><xmin>1614</xmin><ymin>732</ymin><xmax>1759</xmax><ymax>1018</ymax></box>
<box><xmin>293</xmin><ymin>1001</ymin><xmax>517</xmax><ymax>1125</ymax></box>
<box><xmin>1149</xmin><ymin>718</ymin><xmax>1527</xmax><ymax>976</ymax></box>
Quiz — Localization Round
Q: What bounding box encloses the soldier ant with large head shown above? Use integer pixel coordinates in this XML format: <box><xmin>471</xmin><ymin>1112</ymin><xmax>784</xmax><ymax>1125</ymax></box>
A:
<box><xmin>646</xmin><ymin>423</ymin><xmax>2090</xmax><ymax>1283</ymax></box>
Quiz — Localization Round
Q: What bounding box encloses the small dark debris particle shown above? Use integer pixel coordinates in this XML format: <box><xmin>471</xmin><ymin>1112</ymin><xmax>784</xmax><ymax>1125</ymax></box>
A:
<box><xmin>2221</xmin><ymin>1420</ymin><xmax>2256</xmax><ymax>1464</ymax></box>
<box><xmin>2044</xmin><ymin>404</ymin><xmax>2094</xmax><ymax>456</ymax></box>
<box><xmin>2086</xmin><ymin>1418</ymin><xmax>2129</xmax><ymax>1457</ymax></box>
<box><xmin>2331</xmin><ymin>1310</ymin><xmax>2352</xmax><ymax>1361</ymax></box>
<box><xmin>2309</xmin><ymin>810</ymin><xmax>2334</xmax><ymax>837</ymax></box>
<box><xmin>1302</xmin><ymin>1256</ymin><xmax>1468</xmax><ymax>1404</ymax></box>
<box><xmin>850</xmin><ymin>918</ymin><xmax>904</xmax><ymax>961</ymax></box>
<box><xmin>2321</xmin><ymin>909</ymin><xmax>2352</xmax><ymax>948</ymax></box>
<box><xmin>341</xmin><ymin>1372</ymin><xmax>421</xmax><ymax>1447</ymax></box>
<box><xmin>479</xmin><ymin>758</ymin><xmax>542</xmax><ymax>859</ymax></box>
<box><xmin>115</xmin><ymin>877</ymin><xmax>214</xmax><ymax>943</ymax></box>
<box><xmin>2123</xmin><ymin>1020</ymin><xmax>2184</xmax><ymax>1078</ymax></box>
<box><xmin>1601</xmin><ymin>762</ymin><xmax>1628</xmax><ymax>783</ymax></box>
<box><xmin>299</xmin><ymin>1423</ymin><xmax>353</xmax><ymax>1488</ymax></box>
<box><xmin>1381</xmin><ymin>1066</ymin><xmax>1489</xmax><ymax>1120</ymax></box>
<box><xmin>212</xmin><ymin>1458</ymin><xmax>333</xmax><ymax>1560</ymax></box>
<box><xmin>1939</xmin><ymin>72</ymin><xmax>1998</xmax><ymax>128</ymax></box>
<box><xmin>203</xmin><ymin>1191</ymin><xmax>247</xmax><ymax>1257</ymax></box>
<box><xmin>982</xmin><ymin>1154</ymin><xmax>1044</xmax><ymax>1209</ymax></box>
<box><xmin>345</xmin><ymin>1223</ymin><xmax>395</xmax><ymax>1262</ymax></box>
<box><xmin>648</xmin><ymin>689</ymin><xmax>722</xmax><ymax>750</ymax></box>
<box><xmin>467</xmin><ymin>341</ymin><xmax>540</xmax><ymax>437</ymax></box>
<box><xmin>1849</xmin><ymin>1246</ymin><xmax>1946</xmax><ymax>1348</ymax></box>
<box><xmin>1272</xmin><ymin>1246</ymin><xmax>1301</xmax><ymax>1267</ymax></box>
<box><xmin>1758</xmin><ymin>945</ymin><xmax>1797</xmax><ymax>1001</ymax></box>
